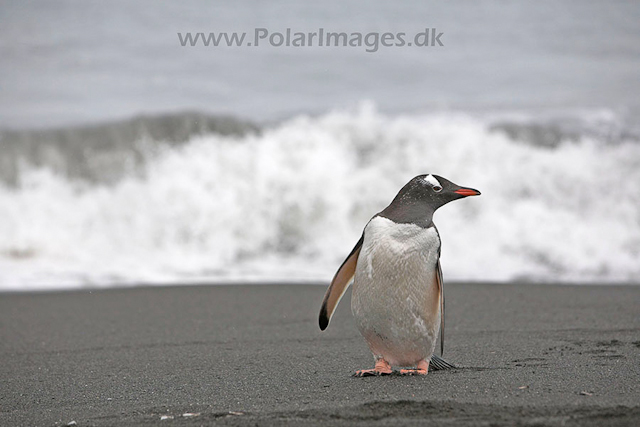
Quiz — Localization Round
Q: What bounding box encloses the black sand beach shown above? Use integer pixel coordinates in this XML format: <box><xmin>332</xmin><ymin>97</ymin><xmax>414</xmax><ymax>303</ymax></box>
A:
<box><xmin>1</xmin><ymin>283</ymin><xmax>639</xmax><ymax>426</ymax></box>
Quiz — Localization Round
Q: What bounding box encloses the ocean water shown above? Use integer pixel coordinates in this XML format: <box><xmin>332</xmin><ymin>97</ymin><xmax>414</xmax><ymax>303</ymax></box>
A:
<box><xmin>2</xmin><ymin>1</ymin><xmax>639</xmax><ymax>128</ymax></box>
<box><xmin>1</xmin><ymin>104</ymin><xmax>639</xmax><ymax>289</ymax></box>
<box><xmin>1</xmin><ymin>2</ymin><xmax>640</xmax><ymax>289</ymax></box>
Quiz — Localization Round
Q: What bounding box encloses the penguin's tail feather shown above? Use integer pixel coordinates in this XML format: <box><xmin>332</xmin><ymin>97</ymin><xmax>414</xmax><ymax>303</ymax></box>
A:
<box><xmin>429</xmin><ymin>354</ymin><xmax>457</xmax><ymax>371</ymax></box>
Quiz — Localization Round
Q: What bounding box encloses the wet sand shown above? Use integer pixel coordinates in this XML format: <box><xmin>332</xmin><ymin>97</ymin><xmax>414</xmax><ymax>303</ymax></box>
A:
<box><xmin>1</xmin><ymin>283</ymin><xmax>639</xmax><ymax>426</ymax></box>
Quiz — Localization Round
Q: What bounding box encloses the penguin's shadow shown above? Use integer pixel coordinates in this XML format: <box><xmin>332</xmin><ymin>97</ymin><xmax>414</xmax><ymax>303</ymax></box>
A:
<box><xmin>350</xmin><ymin>365</ymin><xmax>504</xmax><ymax>378</ymax></box>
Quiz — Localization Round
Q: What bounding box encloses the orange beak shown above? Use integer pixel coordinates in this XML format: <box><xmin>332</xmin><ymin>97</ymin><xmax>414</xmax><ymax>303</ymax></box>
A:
<box><xmin>454</xmin><ymin>187</ymin><xmax>481</xmax><ymax>196</ymax></box>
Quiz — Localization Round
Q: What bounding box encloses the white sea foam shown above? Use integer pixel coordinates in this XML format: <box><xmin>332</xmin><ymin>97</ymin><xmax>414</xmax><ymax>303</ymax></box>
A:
<box><xmin>1</xmin><ymin>104</ymin><xmax>639</xmax><ymax>290</ymax></box>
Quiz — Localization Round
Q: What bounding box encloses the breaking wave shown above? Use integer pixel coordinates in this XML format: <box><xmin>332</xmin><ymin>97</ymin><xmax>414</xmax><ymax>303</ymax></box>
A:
<box><xmin>1</xmin><ymin>104</ymin><xmax>639</xmax><ymax>290</ymax></box>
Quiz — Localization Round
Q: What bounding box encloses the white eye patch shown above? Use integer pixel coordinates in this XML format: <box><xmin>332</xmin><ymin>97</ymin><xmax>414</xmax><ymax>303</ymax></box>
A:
<box><xmin>423</xmin><ymin>174</ymin><xmax>441</xmax><ymax>188</ymax></box>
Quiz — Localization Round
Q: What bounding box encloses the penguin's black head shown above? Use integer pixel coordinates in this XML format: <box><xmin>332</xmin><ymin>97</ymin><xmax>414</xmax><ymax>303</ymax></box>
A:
<box><xmin>408</xmin><ymin>174</ymin><xmax>481</xmax><ymax>207</ymax></box>
<box><xmin>379</xmin><ymin>174</ymin><xmax>480</xmax><ymax>227</ymax></box>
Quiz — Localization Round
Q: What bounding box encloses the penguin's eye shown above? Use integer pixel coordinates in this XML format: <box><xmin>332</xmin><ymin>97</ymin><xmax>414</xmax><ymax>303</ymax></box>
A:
<box><xmin>433</xmin><ymin>185</ymin><xmax>443</xmax><ymax>192</ymax></box>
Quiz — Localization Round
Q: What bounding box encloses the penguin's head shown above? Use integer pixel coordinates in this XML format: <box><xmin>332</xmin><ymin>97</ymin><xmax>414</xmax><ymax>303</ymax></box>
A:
<box><xmin>380</xmin><ymin>174</ymin><xmax>480</xmax><ymax>226</ymax></box>
<box><xmin>410</xmin><ymin>174</ymin><xmax>481</xmax><ymax>209</ymax></box>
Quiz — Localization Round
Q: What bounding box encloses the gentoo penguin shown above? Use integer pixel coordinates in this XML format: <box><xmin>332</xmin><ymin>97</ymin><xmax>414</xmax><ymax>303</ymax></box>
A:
<box><xmin>319</xmin><ymin>174</ymin><xmax>480</xmax><ymax>376</ymax></box>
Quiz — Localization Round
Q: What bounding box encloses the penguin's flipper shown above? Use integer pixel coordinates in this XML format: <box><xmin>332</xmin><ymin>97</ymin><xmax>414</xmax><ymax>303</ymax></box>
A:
<box><xmin>436</xmin><ymin>259</ymin><xmax>445</xmax><ymax>356</ymax></box>
<box><xmin>430</xmin><ymin>354</ymin><xmax>456</xmax><ymax>371</ymax></box>
<box><xmin>318</xmin><ymin>234</ymin><xmax>363</xmax><ymax>330</ymax></box>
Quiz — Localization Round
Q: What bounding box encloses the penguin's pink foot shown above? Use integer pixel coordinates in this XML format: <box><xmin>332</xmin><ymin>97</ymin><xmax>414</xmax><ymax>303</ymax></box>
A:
<box><xmin>399</xmin><ymin>359</ymin><xmax>430</xmax><ymax>376</ymax></box>
<box><xmin>353</xmin><ymin>359</ymin><xmax>392</xmax><ymax>377</ymax></box>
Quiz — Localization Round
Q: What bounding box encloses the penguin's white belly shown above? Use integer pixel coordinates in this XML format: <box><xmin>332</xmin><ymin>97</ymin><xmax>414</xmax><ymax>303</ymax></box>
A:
<box><xmin>352</xmin><ymin>216</ymin><xmax>441</xmax><ymax>367</ymax></box>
